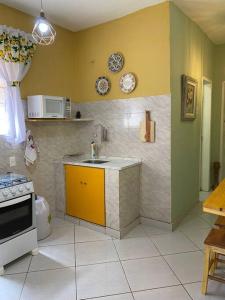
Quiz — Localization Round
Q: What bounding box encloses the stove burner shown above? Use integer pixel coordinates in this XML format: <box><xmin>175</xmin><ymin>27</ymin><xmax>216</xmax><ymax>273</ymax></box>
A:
<box><xmin>0</xmin><ymin>173</ymin><xmax>29</xmax><ymax>189</ymax></box>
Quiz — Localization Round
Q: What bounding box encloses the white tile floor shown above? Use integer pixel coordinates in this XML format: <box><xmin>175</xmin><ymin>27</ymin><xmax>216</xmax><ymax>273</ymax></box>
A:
<box><xmin>1</xmin><ymin>203</ymin><xmax>225</xmax><ymax>300</ymax></box>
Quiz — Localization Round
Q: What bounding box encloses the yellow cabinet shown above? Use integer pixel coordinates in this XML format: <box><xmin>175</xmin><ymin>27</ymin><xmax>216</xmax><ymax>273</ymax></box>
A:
<box><xmin>65</xmin><ymin>165</ymin><xmax>105</xmax><ymax>226</ymax></box>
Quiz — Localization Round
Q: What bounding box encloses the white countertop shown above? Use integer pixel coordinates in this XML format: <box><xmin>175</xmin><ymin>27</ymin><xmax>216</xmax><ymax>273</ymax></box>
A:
<box><xmin>62</xmin><ymin>155</ymin><xmax>142</xmax><ymax>170</ymax></box>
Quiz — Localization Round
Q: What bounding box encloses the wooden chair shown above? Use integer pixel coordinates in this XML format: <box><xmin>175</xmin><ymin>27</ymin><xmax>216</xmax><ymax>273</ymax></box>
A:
<box><xmin>214</xmin><ymin>216</ymin><xmax>225</xmax><ymax>229</ymax></box>
<box><xmin>213</xmin><ymin>216</ymin><xmax>225</xmax><ymax>270</ymax></box>
<box><xmin>202</xmin><ymin>228</ymin><xmax>225</xmax><ymax>294</ymax></box>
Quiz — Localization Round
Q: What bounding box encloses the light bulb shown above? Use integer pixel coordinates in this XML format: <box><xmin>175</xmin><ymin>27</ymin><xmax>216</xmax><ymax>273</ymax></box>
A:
<box><xmin>32</xmin><ymin>8</ymin><xmax>56</xmax><ymax>45</ymax></box>
<box><xmin>38</xmin><ymin>22</ymin><xmax>49</xmax><ymax>33</ymax></box>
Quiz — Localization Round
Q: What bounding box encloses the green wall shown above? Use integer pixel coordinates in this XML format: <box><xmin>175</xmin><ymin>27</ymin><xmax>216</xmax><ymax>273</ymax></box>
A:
<box><xmin>211</xmin><ymin>44</ymin><xmax>225</xmax><ymax>165</ymax></box>
<box><xmin>170</xmin><ymin>3</ymin><xmax>214</xmax><ymax>225</ymax></box>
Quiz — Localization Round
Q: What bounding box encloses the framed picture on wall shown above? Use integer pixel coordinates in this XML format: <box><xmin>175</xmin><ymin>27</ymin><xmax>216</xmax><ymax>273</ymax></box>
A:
<box><xmin>181</xmin><ymin>75</ymin><xmax>198</xmax><ymax>121</ymax></box>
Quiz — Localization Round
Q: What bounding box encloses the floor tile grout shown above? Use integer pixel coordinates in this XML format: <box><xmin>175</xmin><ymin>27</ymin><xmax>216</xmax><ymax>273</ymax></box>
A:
<box><xmin>151</xmin><ymin>228</ymin><xmax>202</xmax><ymax>245</ymax></box>
<box><xmin>150</xmin><ymin>234</ymin><xmax>195</xmax><ymax>300</ymax></box>
<box><xmin>39</xmin><ymin>239</ymin><xmax>113</xmax><ymax>247</ymax></box>
<box><xmin>5</xmin><ymin>224</ymin><xmax>208</xmax><ymax>274</ymax></box>
<box><xmin>38</xmin><ymin>242</ymin><xmax>75</xmax><ymax>247</ymax></box>
<box><xmin>11</xmin><ymin>251</ymin><xmax>203</xmax><ymax>275</ymax></box>
<box><xmin>3</xmin><ymin>210</ymin><xmax>224</xmax><ymax>300</ymax></box>
<box><xmin>25</xmin><ymin>265</ymin><xmax>76</xmax><ymax>273</ymax></box>
<box><xmin>77</xmin><ymin>281</ymin><xmax>208</xmax><ymax>300</ymax></box>
<box><xmin>74</xmin><ymin>224</ymin><xmax>78</xmax><ymax>300</ymax></box>
<box><xmin>76</xmin><ymin>259</ymin><xmax>120</xmax><ymax>267</ymax></box>
<box><xmin>176</xmin><ymin>227</ymin><xmax>208</xmax><ymax>251</ymax></box>
<box><xmin>111</xmin><ymin>239</ymin><xmax>135</xmax><ymax>300</ymax></box>
<box><xmin>161</xmin><ymin>249</ymin><xmax>203</xmax><ymax>257</ymax></box>
<box><xmin>19</xmin><ymin>253</ymin><xmax>33</xmax><ymax>300</ymax></box>
<box><xmin>80</xmin><ymin>291</ymin><xmax>133</xmax><ymax>299</ymax></box>
<box><xmin>75</xmin><ymin>238</ymin><xmax>113</xmax><ymax>244</ymax></box>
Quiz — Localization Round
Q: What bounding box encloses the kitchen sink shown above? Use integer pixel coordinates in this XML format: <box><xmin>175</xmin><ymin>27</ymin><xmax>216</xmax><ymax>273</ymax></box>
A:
<box><xmin>82</xmin><ymin>159</ymin><xmax>109</xmax><ymax>164</ymax></box>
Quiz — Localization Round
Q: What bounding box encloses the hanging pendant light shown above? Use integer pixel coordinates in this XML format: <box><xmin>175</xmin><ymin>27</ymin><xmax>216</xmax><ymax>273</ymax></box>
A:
<box><xmin>32</xmin><ymin>0</ymin><xmax>56</xmax><ymax>46</ymax></box>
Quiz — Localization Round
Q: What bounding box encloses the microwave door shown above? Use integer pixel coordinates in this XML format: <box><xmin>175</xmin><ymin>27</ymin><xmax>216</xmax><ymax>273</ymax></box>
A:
<box><xmin>43</xmin><ymin>98</ymin><xmax>64</xmax><ymax>118</ymax></box>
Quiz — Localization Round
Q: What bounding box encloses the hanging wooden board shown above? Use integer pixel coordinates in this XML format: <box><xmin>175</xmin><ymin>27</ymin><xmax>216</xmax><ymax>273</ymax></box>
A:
<box><xmin>139</xmin><ymin>111</ymin><xmax>155</xmax><ymax>143</ymax></box>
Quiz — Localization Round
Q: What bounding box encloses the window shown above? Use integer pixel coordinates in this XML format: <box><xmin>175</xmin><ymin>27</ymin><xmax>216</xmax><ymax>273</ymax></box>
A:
<box><xmin>0</xmin><ymin>81</ymin><xmax>8</xmax><ymax>136</ymax></box>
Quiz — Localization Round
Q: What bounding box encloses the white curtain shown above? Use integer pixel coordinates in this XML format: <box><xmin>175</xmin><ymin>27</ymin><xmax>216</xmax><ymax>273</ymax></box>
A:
<box><xmin>0</xmin><ymin>25</ymin><xmax>36</xmax><ymax>144</ymax></box>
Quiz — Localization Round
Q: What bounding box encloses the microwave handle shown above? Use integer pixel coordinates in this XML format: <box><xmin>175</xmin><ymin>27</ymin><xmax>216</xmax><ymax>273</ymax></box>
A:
<box><xmin>0</xmin><ymin>194</ymin><xmax>31</xmax><ymax>208</ymax></box>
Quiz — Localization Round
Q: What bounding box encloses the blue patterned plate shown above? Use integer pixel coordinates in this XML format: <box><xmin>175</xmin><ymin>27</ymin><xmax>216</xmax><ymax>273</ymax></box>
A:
<box><xmin>95</xmin><ymin>76</ymin><xmax>111</xmax><ymax>96</ymax></box>
<box><xmin>108</xmin><ymin>52</ymin><xmax>124</xmax><ymax>73</ymax></box>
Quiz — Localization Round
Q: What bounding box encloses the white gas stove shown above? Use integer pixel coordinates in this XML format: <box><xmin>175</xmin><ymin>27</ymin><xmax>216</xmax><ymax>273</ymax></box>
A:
<box><xmin>0</xmin><ymin>173</ymin><xmax>38</xmax><ymax>275</ymax></box>
<box><xmin>0</xmin><ymin>173</ymin><xmax>34</xmax><ymax>201</ymax></box>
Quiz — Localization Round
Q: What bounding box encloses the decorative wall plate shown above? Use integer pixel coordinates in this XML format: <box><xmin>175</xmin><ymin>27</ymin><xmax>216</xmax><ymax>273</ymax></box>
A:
<box><xmin>108</xmin><ymin>52</ymin><xmax>124</xmax><ymax>73</ymax></box>
<box><xmin>120</xmin><ymin>73</ymin><xmax>137</xmax><ymax>94</ymax></box>
<box><xmin>95</xmin><ymin>76</ymin><xmax>111</xmax><ymax>96</ymax></box>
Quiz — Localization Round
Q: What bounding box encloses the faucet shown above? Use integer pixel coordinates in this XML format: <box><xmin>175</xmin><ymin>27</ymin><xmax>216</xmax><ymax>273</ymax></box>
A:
<box><xmin>91</xmin><ymin>141</ymin><xmax>97</xmax><ymax>159</ymax></box>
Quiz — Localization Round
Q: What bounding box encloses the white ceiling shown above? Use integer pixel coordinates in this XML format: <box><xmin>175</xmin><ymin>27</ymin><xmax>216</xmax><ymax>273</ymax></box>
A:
<box><xmin>2</xmin><ymin>0</ymin><xmax>225</xmax><ymax>44</ymax></box>
<box><xmin>173</xmin><ymin>0</ymin><xmax>225</xmax><ymax>45</ymax></box>
<box><xmin>1</xmin><ymin>0</ymin><xmax>166</xmax><ymax>32</ymax></box>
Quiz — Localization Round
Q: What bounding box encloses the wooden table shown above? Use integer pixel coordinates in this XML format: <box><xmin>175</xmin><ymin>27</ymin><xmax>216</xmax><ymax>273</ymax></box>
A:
<box><xmin>202</xmin><ymin>179</ymin><xmax>225</xmax><ymax>295</ymax></box>
<box><xmin>203</xmin><ymin>179</ymin><xmax>225</xmax><ymax>217</ymax></box>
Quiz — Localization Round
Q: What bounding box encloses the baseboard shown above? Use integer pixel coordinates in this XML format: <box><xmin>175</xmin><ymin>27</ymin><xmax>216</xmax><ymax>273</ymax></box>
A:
<box><xmin>57</xmin><ymin>214</ymin><xmax>141</xmax><ymax>239</ymax></box>
<box><xmin>64</xmin><ymin>215</ymin><xmax>80</xmax><ymax>225</ymax></box>
<box><xmin>140</xmin><ymin>216</ymin><xmax>173</xmax><ymax>231</ymax></box>
<box><xmin>171</xmin><ymin>201</ymin><xmax>201</xmax><ymax>231</ymax></box>
<box><xmin>120</xmin><ymin>218</ymin><xmax>141</xmax><ymax>238</ymax></box>
<box><xmin>80</xmin><ymin>220</ymin><xmax>106</xmax><ymax>234</ymax></box>
<box><xmin>55</xmin><ymin>213</ymin><xmax>174</xmax><ymax>238</ymax></box>
<box><xmin>106</xmin><ymin>228</ymin><xmax>120</xmax><ymax>239</ymax></box>
<box><xmin>199</xmin><ymin>191</ymin><xmax>212</xmax><ymax>202</ymax></box>
<box><xmin>64</xmin><ymin>214</ymin><xmax>107</xmax><ymax>234</ymax></box>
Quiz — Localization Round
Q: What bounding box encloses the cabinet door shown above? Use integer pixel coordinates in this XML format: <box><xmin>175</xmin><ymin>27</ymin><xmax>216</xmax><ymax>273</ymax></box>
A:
<box><xmin>65</xmin><ymin>165</ymin><xmax>105</xmax><ymax>226</ymax></box>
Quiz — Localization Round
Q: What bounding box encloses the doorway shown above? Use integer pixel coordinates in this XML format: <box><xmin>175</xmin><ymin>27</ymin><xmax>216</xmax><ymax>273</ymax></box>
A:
<box><xmin>200</xmin><ymin>78</ymin><xmax>212</xmax><ymax>192</ymax></box>
<box><xmin>220</xmin><ymin>82</ymin><xmax>225</xmax><ymax>180</ymax></box>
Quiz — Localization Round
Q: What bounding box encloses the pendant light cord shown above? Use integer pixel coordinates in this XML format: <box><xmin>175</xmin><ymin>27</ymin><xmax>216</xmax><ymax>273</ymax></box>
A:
<box><xmin>41</xmin><ymin>0</ymin><xmax>43</xmax><ymax>12</ymax></box>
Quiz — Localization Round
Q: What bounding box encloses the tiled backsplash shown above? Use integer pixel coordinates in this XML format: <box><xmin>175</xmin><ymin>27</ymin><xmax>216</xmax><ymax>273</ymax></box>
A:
<box><xmin>77</xmin><ymin>95</ymin><xmax>171</xmax><ymax>223</ymax></box>
<box><xmin>0</xmin><ymin>120</ymin><xmax>92</xmax><ymax>213</ymax></box>
<box><xmin>0</xmin><ymin>95</ymin><xmax>171</xmax><ymax>224</ymax></box>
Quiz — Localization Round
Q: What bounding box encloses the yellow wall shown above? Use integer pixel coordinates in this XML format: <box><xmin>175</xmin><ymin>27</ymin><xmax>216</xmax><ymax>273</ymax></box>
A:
<box><xmin>74</xmin><ymin>2</ymin><xmax>171</xmax><ymax>101</ymax></box>
<box><xmin>0</xmin><ymin>4</ymin><xmax>76</xmax><ymax>100</ymax></box>
<box><xmin>0</xmin><ymin>3</ymin><xmax>170</xmax><ymax>102</ymax></box>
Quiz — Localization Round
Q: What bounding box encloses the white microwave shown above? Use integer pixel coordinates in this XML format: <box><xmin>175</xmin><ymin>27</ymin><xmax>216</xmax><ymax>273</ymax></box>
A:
<box><xmin>27</xmin><ymin>95</ymin><xmax>71</xmax><ymax>119</ymax></box>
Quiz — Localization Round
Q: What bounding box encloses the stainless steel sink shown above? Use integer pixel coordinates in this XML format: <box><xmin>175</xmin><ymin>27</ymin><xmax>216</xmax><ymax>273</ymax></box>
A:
<box><xmin>82</xmin><ymin>159</ymin><xmax>109</xmax><ymax>164</ymax></box>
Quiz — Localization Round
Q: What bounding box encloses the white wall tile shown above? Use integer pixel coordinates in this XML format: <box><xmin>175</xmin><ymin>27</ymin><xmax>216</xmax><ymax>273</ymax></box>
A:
<box><xmin>0</xmin><ymin>95</ymin><xmax>171</xmax><ymax>224</ymax></box>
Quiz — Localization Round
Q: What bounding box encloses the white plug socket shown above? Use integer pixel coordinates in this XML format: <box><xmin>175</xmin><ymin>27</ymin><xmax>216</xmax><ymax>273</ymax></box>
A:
<box><xmin>9</xmin><ymin>156</ymin><xmax>16</xmax><ymax>167</ymax></box>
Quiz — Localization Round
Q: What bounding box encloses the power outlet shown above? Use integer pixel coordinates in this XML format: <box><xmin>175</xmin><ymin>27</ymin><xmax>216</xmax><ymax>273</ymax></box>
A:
<box><xmin>9</xmin><ymin>156</ymin><xmax>16</xmax><ymax>167</ymax></box>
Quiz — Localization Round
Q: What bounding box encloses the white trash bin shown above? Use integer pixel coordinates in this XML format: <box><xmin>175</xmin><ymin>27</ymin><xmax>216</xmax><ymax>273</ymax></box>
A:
<box><xmin>35</xmin><ymin>196</ymin><xmax>52</xmax><ymax>241</ymax></box>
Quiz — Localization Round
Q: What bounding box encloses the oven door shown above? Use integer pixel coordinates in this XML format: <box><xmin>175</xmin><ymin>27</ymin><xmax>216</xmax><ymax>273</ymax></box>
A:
<box><xmin>0</xmin><ymin>194</ymin><xmax>34</xmax><ymax>243</ymax></box>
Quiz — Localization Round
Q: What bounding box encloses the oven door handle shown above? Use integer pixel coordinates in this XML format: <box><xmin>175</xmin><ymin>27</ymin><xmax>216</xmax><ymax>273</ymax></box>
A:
<box><xmin>0</xmin><ymin>194</ymin><xmax>31</xmax><ymax>208</ymax></box>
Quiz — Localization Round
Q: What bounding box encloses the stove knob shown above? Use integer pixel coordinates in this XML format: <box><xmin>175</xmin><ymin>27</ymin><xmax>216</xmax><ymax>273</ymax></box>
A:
<box><xmin>2</xmin><ymin>189</ymin><xmax>9</xmax><ymax>197</ymax></box>
<box><xmin>18</xmin><ymin>186</ymin><xmax>24</xmax><ymax>193</ymax></box>
<box><xmin>25</xmin><ymin>184</ymin><xmax>31</xmax><ymax>191</ymax></box>
<box><xmin>10</xmin><ymin>187</ymin><xmax>16</xmax><ymax>196</ymax></box>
